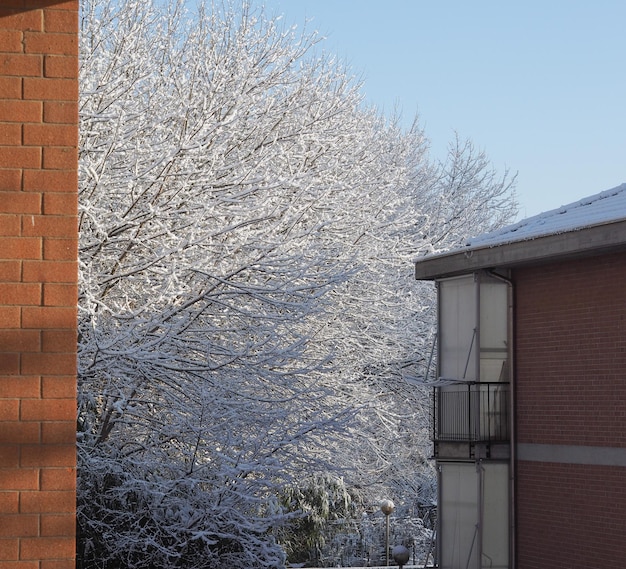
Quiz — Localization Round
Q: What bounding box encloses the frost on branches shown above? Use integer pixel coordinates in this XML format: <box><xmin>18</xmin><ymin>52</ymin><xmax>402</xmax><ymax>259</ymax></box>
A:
<box><xmin>77</xmin><ymin>1</ymin><xmax>517</xmax><ymax>568</ymax></box>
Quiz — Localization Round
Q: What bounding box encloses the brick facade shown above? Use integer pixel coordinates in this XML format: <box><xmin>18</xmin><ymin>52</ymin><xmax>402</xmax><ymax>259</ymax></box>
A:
<box><xmin>515</xmin><ymin>253</ymin><xmax>626</xmax><ymax>445</ymax></box>
<box><xmin>0</xmin><ymin>1</ymin><xmax>78</xmax><ymax>567</ymax></box>
<box><xmin>514</xmin><ymin>252</ymin><xmax>626</xmax><ymax>568</ymax></box>
<box><xmin>516</xmin><ymin>461</ymin><xmax>626</xmax><ymax>568</ymax></box>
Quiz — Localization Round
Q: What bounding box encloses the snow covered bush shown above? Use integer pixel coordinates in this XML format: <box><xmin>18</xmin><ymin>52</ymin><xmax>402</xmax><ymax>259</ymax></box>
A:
<box><xmin>77</xmin><ymin>1</ymin><xmax>516</xmax><ymax>567</ymax></box>
<box><xmin>277</xmin><ymin>474</ymin><xmax>361</xmax><ymax>566</ymax></box>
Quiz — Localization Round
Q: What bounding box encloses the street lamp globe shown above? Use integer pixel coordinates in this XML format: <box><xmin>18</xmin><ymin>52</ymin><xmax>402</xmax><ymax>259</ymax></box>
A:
<box><xmin>380</xmin><ymin>499</ymin><xmax>395</xmax><ymax>516</ymax></box>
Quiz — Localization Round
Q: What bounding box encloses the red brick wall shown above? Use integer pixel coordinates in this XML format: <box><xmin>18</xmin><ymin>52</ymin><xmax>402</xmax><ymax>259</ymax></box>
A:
<box><xmin>0</xmin><ymin>1</ymin><xmax>78</xmax><ymax>567</ymax></box>
<box><xmin>514</xmin><ymin>251</ymin><xmax>626</xmax><ymax>568</ymax></box>
<box><xmin>516</xmin><ymin>461</ymin><xmax>626</xmax><ymax>568</ymax></box>
<box><xmin>515</xmin><ymin>252</ymin><xmax>626</xmax><ymax>446</ymax></box>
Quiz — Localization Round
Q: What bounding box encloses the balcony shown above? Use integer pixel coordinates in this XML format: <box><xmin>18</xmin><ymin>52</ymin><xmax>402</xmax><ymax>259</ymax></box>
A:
<box><xmin>432</xmin><ymin>382</ymin><xmax>510</xmax><ymax>460</ymax></box>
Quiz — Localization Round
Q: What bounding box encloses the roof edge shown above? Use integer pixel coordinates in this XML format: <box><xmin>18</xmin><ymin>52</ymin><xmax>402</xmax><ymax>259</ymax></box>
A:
<box><xmin>414</xmin><ymin>219</ymin><xmax>626</xmax><ymax>280</ymax></box>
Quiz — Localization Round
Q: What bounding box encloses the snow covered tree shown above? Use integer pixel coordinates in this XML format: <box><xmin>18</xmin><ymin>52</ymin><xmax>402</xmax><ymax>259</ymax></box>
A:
<box><xmin>77</xmin><ymin>1</ymin><xmax>517</xmax><ymax>567</ymax></box>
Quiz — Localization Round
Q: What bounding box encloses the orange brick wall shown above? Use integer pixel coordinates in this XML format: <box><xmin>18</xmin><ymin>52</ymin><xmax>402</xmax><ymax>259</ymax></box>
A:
<box><xmin>0</xmin><ymin>1</ymin><xmax>78</xmax><ymax>568</ymax></box>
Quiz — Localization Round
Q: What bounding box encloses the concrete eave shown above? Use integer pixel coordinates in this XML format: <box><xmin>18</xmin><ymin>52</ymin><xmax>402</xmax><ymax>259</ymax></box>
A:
<box><xmin>414</xmin><ymin>219</ymin><xmax>626</xmax><ymax>280</ymax></box>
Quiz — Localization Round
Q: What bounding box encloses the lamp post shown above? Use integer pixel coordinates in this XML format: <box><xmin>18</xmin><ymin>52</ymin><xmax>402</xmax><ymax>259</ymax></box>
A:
<box><xmin>380</xmin><ymin>499</ymin><xmax>395</xmax><ymax>566</ymax></box>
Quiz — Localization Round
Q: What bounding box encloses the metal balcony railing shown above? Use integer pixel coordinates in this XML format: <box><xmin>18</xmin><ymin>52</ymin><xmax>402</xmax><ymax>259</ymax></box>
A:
<box><xmin>433</xmin><ymin>382</ymin><xmax>510</xmax><ymax>443</ymax></box>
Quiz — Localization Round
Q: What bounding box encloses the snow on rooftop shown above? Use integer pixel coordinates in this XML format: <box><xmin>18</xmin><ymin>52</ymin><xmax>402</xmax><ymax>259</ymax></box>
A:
<box><xmin>466</xmin><ymin>182</ymin><xmax>626</xmax><ymax>249</ymax></box>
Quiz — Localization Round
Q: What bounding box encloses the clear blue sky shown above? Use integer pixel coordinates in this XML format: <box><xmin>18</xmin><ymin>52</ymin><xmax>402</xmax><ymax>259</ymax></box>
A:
<box><xmin>258</xmin><ymin>0</ymin><xmax>626</xmax><ymax>218</ymax></box>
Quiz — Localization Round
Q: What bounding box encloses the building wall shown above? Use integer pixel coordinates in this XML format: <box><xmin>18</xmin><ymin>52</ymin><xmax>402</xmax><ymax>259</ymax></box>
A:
<box><xmin>0</xmin><ymin>1</ymin><xmax>78</xmax><ymax>567</ymax></box>
<box><xmin>514</xmin><ymin>251</ymin><xmax>626</xmax><ymax>568</ymax></box>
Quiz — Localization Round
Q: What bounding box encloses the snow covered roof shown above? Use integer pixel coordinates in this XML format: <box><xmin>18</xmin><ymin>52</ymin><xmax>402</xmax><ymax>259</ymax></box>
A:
<box><xmin>467</xmin><ymin>182</ymin><xmax>626</xmax><ymax>248</ymax></box>
<box><xmin>415</xmin><ymin>182</ymin><xmax>626</xmax><ymax>280</ymax></box>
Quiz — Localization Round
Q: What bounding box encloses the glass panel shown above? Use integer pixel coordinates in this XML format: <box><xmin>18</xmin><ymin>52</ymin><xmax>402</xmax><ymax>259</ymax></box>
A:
<box><xmin>439</xmin><ymin>275</ymin><xmax>477</xmax><ymax>381</ymax></box>
<box><xmin>481</xmin><ymin>463</ymin><xmax>509</xmax><ymax>569</ymax></box>
<box><xmin>440</xmin><ymin>463</ymin><xmax>479</xmax><ymax>569</ymax></box>
<box><xmin>478</xmin><ymin>276</ymin><xmax>509</xmax><ymax>439</ymax></box>
<box><xmin>436</xmin><ymin>273</ymin><xmax>510</xmax><ymax>443</ymax></box>
<box><xmin>479</xmin><ymin>276</ymin><xmax>509</xmax><ymax>383</ymax></box>
<box><xmin>439</xmin><ymin>463</ymin><xmax>510</xmax><ymax>569</ymax></box>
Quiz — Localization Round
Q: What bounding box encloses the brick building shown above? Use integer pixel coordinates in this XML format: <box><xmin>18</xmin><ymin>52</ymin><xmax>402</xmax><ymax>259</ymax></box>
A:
<box><xmin>414</xmin><ymin>183</ymin><xmax>626</xmax><ymax>569</ymax></box>
<box><xmin>0</xmin><ymin>1</ymin><xmax>79</xmax><ymax>568</ymax></box>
